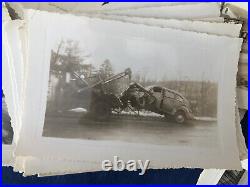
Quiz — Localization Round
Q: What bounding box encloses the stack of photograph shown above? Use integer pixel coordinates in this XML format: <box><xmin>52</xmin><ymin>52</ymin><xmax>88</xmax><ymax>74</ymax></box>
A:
<box><xmin>2</xmin><ymin>2</ymin><xmax>248</xmax><ymax>184</ymax></box>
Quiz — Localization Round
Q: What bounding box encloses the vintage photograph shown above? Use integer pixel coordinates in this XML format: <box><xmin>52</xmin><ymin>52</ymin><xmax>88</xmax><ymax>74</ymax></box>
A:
<box><xmin>42</xmin><ymin>38</ymin><xmax>218</xmax><ymax>147</ymax></box>
<box><xmin>2</xmin><ymin>90</ymin><xmax>13</xmax><ymax>145</ymax></box>
<box><xmin>12</xmin><ymin>9</ymin><xmax>242</xmax><ymax>170</ymax></box>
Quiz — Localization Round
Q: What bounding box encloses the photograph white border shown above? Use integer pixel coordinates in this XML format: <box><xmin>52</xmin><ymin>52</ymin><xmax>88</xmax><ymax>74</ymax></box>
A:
<box><xmin>15</xmin><ymin>12</ymin><xmax>243</xmax><ymax>170</ymax></box>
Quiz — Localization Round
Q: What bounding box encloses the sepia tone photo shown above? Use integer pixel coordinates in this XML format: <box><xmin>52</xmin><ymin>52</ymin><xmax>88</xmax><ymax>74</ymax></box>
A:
<box><xmin>42</xmin><ymin>39</ymin><xmax>218</xmax><ymax>147</ymax></box>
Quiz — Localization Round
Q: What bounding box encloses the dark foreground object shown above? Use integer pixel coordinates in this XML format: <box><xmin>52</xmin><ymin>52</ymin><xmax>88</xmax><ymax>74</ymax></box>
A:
<box><xmin>2</xmin><ymin>167</ymin><xmax>202</xmax><ymax>184</ymax></box>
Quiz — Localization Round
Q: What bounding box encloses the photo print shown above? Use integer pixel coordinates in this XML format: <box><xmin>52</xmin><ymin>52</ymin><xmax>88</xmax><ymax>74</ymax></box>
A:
<box><xmin>16</xmin><ymin>10</ymin><xmax>242</xmax><ymax>170</ymax></box>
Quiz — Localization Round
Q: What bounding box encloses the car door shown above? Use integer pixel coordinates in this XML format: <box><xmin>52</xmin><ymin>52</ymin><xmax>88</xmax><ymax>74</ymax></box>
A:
<box><xmin>162</xmin><ymin>90</ymin><xmax>175</xmax><ymax>113</ymax></box>
<box><xmin>150</xmin><ymin>87</ymin><xmax>163</xmax><ymax>109</ymax></box>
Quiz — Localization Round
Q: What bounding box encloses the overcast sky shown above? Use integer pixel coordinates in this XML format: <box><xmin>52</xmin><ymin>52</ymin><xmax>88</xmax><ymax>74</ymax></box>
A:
<box><xmin>28</xmin><ymin>10</ymin><xmax>241</xmax><ymax>82</ymax></box>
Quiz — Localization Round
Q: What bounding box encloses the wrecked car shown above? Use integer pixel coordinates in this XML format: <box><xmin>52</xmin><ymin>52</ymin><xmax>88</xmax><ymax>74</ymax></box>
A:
<box><xmin>120</xmin><ymin>83</ymin><xmax>194</xmax><ymax>123</ymax></box>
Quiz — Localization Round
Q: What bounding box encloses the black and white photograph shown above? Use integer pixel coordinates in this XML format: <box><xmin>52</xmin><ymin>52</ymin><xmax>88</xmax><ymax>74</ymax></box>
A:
<box><xmin>43</xmin><ymin>39</ymin><xmax>218</xmax><ymax>148</ymax></box>
<box><xmin>2</xmin><ymin>90</ymin><xmax>13</xmax><ymax>145</ymax></box>
<box><xmin>11</xmin><ymin>6</ymin><xmax>243</xmax><ymax>171</ymax></box>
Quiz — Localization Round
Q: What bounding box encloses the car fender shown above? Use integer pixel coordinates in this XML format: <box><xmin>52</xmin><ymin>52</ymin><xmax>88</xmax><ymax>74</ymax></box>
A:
<box><xmin>175</xmin><ymin>106</ymin><xmax>194</xmax><ymax>119</ymax></box>
<box><xmin>175</xmin><ymin>106</ymin><xmax>189</xmax><ymax>115</ymax></box>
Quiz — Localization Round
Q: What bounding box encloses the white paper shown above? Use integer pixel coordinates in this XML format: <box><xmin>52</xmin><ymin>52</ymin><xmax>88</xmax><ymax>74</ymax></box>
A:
<box><xmin>2</xmin><ymin>3</ymin><xmax>28</xmax><ymax>167</ymax></box>
<box><xmin>2</xmin><ymin>4</ymin><xmax>16</xmax><ymax>166</ymax></box>
<box><xmin>14</xmin><ymin>11</ymin><xmax>243</xmax><ymax>172</ymax></box>
<box><xmin>12</xmin><ymin>2</ymin><xmax>209</xmax><ymax>15</ymax></box>
<box><xmin>197</xmin><ymin>169</ymin><xmax>226</xmax><ymax>185</ymax></box>
<box><xmin>197</xmin><ymin>106</ymin><xmax>248</xmax><ymax>184</ymax></box>
<box><xmin>90</xmin><ymin>15</ymin><xmax>241</xmax><ymax>37</ymax></box>
<box><xmin>101</xmin><ymin>3</ymin><xmax>221</xmax><ymax>19</ymax></box>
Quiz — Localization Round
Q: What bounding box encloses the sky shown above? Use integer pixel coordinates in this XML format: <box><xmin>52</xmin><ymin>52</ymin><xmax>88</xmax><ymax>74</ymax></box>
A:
<box><xmin>28</xmin><ymin>10</ymin><xmax>241</xmax><ymax>82</ymax></box>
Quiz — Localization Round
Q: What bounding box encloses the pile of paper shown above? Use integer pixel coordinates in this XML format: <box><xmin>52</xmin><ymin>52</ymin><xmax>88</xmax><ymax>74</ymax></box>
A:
<box><xmin>2</xmin><ymin>2</ymin><xmax>248</xmax><ymax>180</ymax></box>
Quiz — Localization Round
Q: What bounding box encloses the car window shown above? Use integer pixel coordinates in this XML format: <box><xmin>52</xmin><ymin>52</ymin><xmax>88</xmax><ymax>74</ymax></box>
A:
<box><xmin>153</xmin><ymin>87</ymin><xmax>162</xmax><ymax>93</ymax></box>
<box><xmin>165</xmin><ymin>91</ymin><xmax>175</xmax><ymax>98</ymax></box>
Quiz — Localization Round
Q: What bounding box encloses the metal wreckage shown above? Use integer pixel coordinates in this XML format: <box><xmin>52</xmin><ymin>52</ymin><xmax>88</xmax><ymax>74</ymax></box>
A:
<box><xmin>74</xmin><ymin>68</ymin><xmax>194</xmax><ymax>124</ymax></box>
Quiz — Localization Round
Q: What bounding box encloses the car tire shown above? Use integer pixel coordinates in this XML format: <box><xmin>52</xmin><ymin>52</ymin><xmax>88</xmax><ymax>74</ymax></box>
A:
<box><xmin>174</xmin><ymin>111</ymin><xmax>186</xmax><ymax>124</ymax></box>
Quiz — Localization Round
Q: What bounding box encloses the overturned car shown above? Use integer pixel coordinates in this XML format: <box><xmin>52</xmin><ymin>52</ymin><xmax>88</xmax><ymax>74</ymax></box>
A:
<box><xmin>120</xmin><ymin>83</ymin><xmax>194</xmax><ymax>123</ymax></box>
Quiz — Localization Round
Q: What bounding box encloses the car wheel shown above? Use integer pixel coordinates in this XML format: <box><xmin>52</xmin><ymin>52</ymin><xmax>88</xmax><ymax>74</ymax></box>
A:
<box><xmin>174</xmin><ymin>111</ymin><xmax>186</xmax><ymax>124</ymax></box>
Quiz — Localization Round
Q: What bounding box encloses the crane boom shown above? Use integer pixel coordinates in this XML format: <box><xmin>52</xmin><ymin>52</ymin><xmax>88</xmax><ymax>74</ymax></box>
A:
<box><xmin>77</xmin><ymin>68</ymin><xmax>132</xmax><ymax>93</ymax></box>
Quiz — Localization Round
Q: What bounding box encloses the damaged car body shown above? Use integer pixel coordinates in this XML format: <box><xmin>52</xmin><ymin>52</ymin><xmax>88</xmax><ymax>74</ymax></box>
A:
<box><xmin>120</xmin><ymin>83</ymin><xmax>194</xmax><ymax>123</ymax></box>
